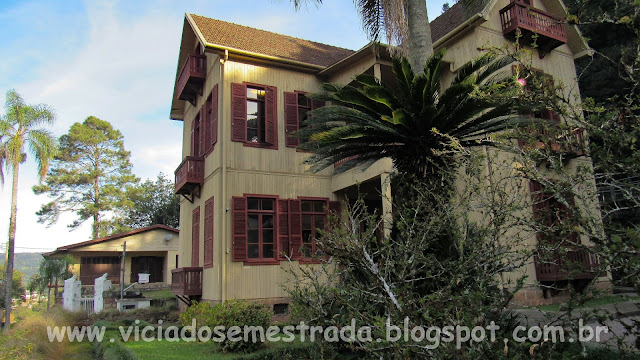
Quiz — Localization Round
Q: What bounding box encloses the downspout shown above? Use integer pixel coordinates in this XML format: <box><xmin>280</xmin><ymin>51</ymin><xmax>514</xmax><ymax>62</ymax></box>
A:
<box><xmin>219</xmin><ymin>49</ymin><xmax>228</xmax><ymax>303</ymax></box>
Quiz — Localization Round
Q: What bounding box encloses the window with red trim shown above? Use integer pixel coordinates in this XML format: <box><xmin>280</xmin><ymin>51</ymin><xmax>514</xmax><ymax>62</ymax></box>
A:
<box><xmin>191</xmin><ymin>113</ymin><xmax>201</xmax><ymax>157</ymax></box>
<box><xmin>300</xmin><ymin>199</ymin><xmax>328</xmax><ymax>258</ymax></box>
<box><xmin>231</xmin><ymin>83</ymin><xmax>277</xmax><ymax>149</ymax></box>
<box><xmin>284</xmin><ymin>91</ymin><xmax>324</xmax><ymax>147</ymax></box>
<box><xmin>247</xmin><ymin>197</ymin><xmax>276</xmax><ymax>260</ymax></box>
<box><xmin>203</xmin><ymin>196</ymin><xmax>214</xmax><ymax>268</ymax></box>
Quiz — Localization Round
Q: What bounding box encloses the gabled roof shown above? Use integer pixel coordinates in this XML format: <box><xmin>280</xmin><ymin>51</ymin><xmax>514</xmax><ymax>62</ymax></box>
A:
<box><xmin>43</xmin><ymin>224</ymin><xmax>179</xmax><ymax>257</ymax></box>
<box><xmin>430</xmin><ymin>0</ymin><xmax>488</xmax><ymax>43</ymax></box>
<box><xmin>189</xmin><ymin>14</ymin><xmax>355</xmax><ymax>68</ymax></box>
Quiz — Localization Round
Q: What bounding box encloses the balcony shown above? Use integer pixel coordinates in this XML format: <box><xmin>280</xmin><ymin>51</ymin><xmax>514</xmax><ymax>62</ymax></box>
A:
<box><xmin>174</xmin><ymin>156</ymin><xmax>204</xmax><ymax>202</ymax></box>
<box><xmin>177</xmin><ymin>54</ymin><xmax>206</xmax><ymax>105</ymax></box>
<box><xmin>500</xmin><ymin>0</ymin><xmax>567</xmax><ymax>58</ymax></box>
<box><xmin>535</xmin><ymin>249</ymin><xmax>599</xmax><ymax>282</ymax></box>
<box><xmin>171</xmin><ymin>267</ymin><xmax>202</xmax><ymax>297</ymax></box>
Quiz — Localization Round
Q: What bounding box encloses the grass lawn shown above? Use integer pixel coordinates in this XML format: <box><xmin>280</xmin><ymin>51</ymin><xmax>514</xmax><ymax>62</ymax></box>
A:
<box><xmin>536</xmin><ymin>294</ymin><xmax>639</xmax><ymax>312</ymax></box>
<box><xmin>64</xmin><ymin>341</ymin><xmax>93</xmax><ymax>360</ymax></box>
<box><xmin>141</xmin><ymin>289</ymin><xmax>174</xmax><ymax>299</ymax></box>
<box><xmin>125</xmin><ymin>336</ymin><xmax>314</xmax><ymax>360</ymax></box>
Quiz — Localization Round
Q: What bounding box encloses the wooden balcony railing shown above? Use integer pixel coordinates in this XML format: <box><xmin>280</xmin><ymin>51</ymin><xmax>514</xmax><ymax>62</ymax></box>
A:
<box><xmin>171</xmin><ymin>267</ymin><xmax>203</xmax><ymax>296</ymax></box>
<box><xmin>334</xmin><ymin>155</ymin><xmax>359</xmax><ymax>169</ymax></box>
<box><xmin>500</xmin><ymin>0</ymin><xmax>567</xmax><ymax>57</ymax></box>
<box><xmin>535</xmin><ymin>249</ymin><xmax>599</xmax><ymax>282</ymax></box>
<box><xmin>174</xmin><ymin>156</ymin><xmax>204</xmax><ymax>201</ymax></box>
<box><xmin>177</xmin><ymin>54</ymin><xmax>206</xmax><ymax>105</ymax></box>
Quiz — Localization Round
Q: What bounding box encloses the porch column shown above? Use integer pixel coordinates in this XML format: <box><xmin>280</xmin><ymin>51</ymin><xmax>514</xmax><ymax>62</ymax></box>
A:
<box><xmin>374</xmin><ymin>63</ymin><xmax>382</xmax><ymax>81</ymax></box>
<box><xmin>381</xmin><ymin>172</ymin><xmax>393</xmax><ymax>238</ymax></box>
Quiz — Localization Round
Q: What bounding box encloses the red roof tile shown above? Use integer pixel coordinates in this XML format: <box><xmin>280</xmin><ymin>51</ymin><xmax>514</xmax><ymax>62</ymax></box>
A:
<box><xmin>189</xmin><ymin>14</ymin><xmax>356</xmax><ymax>68</ymax></box>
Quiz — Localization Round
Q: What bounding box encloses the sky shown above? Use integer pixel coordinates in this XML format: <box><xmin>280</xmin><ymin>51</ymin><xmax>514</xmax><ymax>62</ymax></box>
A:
<box><xmin>0</xmin><ymin>0</ymin><xmax>448</xmax><ymax>254</ymax></box>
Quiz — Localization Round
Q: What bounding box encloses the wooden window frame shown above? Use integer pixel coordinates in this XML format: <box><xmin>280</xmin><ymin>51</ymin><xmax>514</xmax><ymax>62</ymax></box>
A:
<box><xmin>192</xmin><ymin>206</ymin><xmax>200</xmax><ymax>267</ymax></box>
<box><xmin>203</xmin><ymin>196</ymin><xmax>214</xmax><ymax>268</ymax></box>
<box><xmin>238</xmin><ymin>194</ymin><xmax>281</xmax><ymax>265</ymax></box>
<box><xmin>298</xmin><ymin>197</ymin><xmax>329</xmax><ymax>264</ymax></box>
<box><xmin>284</xmin><ymin>90</ymin><xmax>324</xmax><ymax>148</ymax></box>
<box><xmin>232</xmin><ymin>82</ymin><xmax>278</xmax><ymax>150</ymax></box>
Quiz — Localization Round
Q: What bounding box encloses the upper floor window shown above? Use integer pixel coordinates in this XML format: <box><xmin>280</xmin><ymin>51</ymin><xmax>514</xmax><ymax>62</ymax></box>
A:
<box><xmin>231</xmin><ymin>83</ymin><xmax>277</xmax><ymax>149</ymax></box>
<box><xmin>191</xmin><ymin>113</ymin><xmax>201</xmax><ymax>157</ymax></box>
<box><xmin>284</xmin><ymin>91</ymin><xmax>324</xmax><ymax>147</ymax></box>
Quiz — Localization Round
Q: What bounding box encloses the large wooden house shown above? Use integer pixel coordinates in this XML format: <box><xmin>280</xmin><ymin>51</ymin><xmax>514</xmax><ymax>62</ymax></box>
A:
<box><xmin>169</xmin><ymin>0</ymin><xmax>608</xmax><ymax>310</ymax></box>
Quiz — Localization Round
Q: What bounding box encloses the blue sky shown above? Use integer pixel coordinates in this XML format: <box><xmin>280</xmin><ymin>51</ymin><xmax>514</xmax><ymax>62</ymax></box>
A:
<box><xmin>0</xmin><ymin>0</ymin><xmax>448</xmax><ymax>253</ymax></box>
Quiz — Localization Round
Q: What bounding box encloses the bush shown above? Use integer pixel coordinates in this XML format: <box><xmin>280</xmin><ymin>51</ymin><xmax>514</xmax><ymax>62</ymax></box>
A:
<box><xmin>179</xmin><ymin>300</ymin><xmax>272</xmax><ymax>353</ymax></box>
<box><xmin>92</xmin><ymin>334</ymin><xmax>138</xmax><ymax>360</ymax></box>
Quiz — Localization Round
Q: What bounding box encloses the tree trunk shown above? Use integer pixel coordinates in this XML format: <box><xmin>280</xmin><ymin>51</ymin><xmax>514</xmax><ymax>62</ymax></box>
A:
<box><xmin>406</xmin><ymin>0</ymin><xmax>434</xmax><ymax>75</ymax></box>
<box><xmin>3</xmin><ymin>162</ymin><xmax>19</xmax><ymax>331</ymax></box>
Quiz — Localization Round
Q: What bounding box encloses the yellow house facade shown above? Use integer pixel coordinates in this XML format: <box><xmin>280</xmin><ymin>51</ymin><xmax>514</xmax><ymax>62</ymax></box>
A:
<box><xmin>44</xmin><ymin>225</ymin><xmax>179</xmax><ymax>286</ymax></box>
<box><xmin>169</xmin><ymin>0</ymin><xmax>606</xmax><ymax>311</ymax></box>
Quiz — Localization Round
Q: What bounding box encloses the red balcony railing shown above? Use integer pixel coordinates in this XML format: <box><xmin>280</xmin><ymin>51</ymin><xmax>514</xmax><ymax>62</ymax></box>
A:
<box><xmin>174</xmin><ymin>156</ymin><xmax>204</xmax><ymax>197</ymax></box>
<box><xmin>171</xmin><ymin>267</ymin><xmax>203</xmax><ymax>296</ymax></box>
<box><xmin>535</xmin><ymin>249</ymin><xmax>599</xmax><ymax>282</ymax></box>
<box><xmin>177</xmin><ymin>54</ymin><xmax>206</xmax><ymax>104</ymax></box>
<box><xmin>500</xmin><ymin>0</ymin><xmax>567</xmax><ymax>57</ymax></box>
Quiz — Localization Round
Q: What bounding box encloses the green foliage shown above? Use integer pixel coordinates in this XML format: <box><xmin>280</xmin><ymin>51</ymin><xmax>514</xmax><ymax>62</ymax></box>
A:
<box><xmin>180</xmin><ymin>300</ymin><xmax>272</xmax><ymax>353</ymax></box>
<box><xmin>30</xmin><ymin>257</ymin><xmax>73</xmax><ymax>295</ymax></box>
<box><xmin>33</xmin><ymin>116</ymin><xmax>139</xmax><ymax>238</ymax></box>
<box><xmin>0</xmin><ymin>265</ymin><xmax>26</xmax><ymax>306</ymax></box>
<box><xmin>93</xmin><ymin>334</ymin><xmax>138</xmax><ymax>360</ymax></box>
<box><xmin>298</xmin><ymin>50</ymin><xmax>536</xmax><ymax>184</ymax></box>
<box><xmin>286</xmin><ymin>153</ymin><xmax>534</xmax><ymax>359</ymax></box>
<box><xmin>119</xmin><ymin>173</ymin><xmax>180</xmax><ymax>229</ymax></box>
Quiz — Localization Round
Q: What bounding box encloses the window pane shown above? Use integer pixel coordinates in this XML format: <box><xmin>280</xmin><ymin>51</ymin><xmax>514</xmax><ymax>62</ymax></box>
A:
<box><xmin>297</xmin><ymin>93</ymin><xmax>309</xmax><ymax>107</ymax></box>
<box><xmin>315</xmin><ymin>216</ymin><xmax>325</xmax><ymax>231</ymax></box>
<box><xmin>247</xmin><ymin>87</ymin><xmax>265</xmax><ymax>100</ymax></box>
<box><xmin>248</xmin><ymin>214</ymin><xmax>259</xmax><ymax>229</ymax></box>
<box><xmin>261</xmin><ymin>199</ymin><xmax>274</xmax><ymax>211</ymax></box>
<box><xmin>302</xmin><ymin>230</ymin><xmax>312</xmax><ymax>244</ymax></box>
<box><xmin>301</xmin><ymin>201</ymin><xmax>311</xmax><ymax>212</ymax></box>
<box><xmin>302</xmin><ymin>215</ymin><xmax>312</xmax><ymax>230</ymax></box>
<box><xmin>263</xmin><ymin>229</ymin><xmax>273</xmax><ymax>243</ymax></box>
<box><xmin>248</xmin><ymin>244</ymin><xmax>259</xmax><ymax>259</ymax></box>
<box><xmin>262</xmin><ymin>215</ymin><xmax>273</xmax><ymax>229</ymax></box>
<box><xmin>247</xmin><ymin>101</ymin><xmax>258</xmax><ymax>119</ymax></box>
<box><xmin>298</xmin><ymin>108</ymin><xmax>308</xmax><ymax>125</ymax></box>
<box><xmin>313</xmin><ymin>201</ymin><xmax>325</xmax><ymax>213</ymax></box>
<box><xmin>247</xmin><ymin>129</ymin><xmax>258</xmax><ymax>142</ymax></box>
<box><xmin>248</xmin><ymin>198</ymin><xmax>259</xmax><ymax>210</ymax></box>
<box><xmin>248</xmin><ymin>230</ymin><xmax>259</xmax><ymax>244</ymax></box>
<box><xmin>263</xmin><ymin>244</ymin><xmax>274</xmax><ymax>259</ymax></box>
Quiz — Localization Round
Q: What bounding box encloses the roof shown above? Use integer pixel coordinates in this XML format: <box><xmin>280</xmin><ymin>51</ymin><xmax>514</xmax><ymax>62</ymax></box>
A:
<box><xmin>430</xmin><ymin>1</ymin><xmax>488</xmax><ymax>43</ymax></box>
<box><xmin>188</xmin><ymin>14</ymin><xmax>356</xmax><ymax>68</ymax></box>
<box><xmin>43</xmin><ymin>224</ymin><xmax>179</xmax><ymax>257</ymax></box>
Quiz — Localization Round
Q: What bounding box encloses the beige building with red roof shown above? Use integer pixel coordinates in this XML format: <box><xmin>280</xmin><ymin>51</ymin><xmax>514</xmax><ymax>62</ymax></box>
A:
<box><xmin>169</xmin><ymin>0</ymin><xmax>604</xmax><ymax>311</ymax></box>
<box><xmin>44</xmin><ymin>225</ymin><xmax>179</xmax><ymax>286</ymax></box>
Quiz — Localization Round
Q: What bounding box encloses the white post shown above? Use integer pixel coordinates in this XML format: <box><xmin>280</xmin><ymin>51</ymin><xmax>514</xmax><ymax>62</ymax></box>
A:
<box><xmin>63</xmin><ymin>275</ymin><xmax>80</xmax><ymax>311</ymax></box>
<box><xmin>94</xmin><ymin>273</ymin><xmax>111</xmax><ymax>314</ymax></box>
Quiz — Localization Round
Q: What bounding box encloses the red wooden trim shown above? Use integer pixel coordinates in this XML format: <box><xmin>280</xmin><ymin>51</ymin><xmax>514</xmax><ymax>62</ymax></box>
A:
<box><xmin>284</xmin><ymin>91</ymin><xmax>299</xmax><ymax>147</ymax></box>
<box><xmin>192</xmin><ymin>207</ymin><xmax>200</xmax><ymax>267</ymax></box>
<box><xmin>211</xmin><ymin>84</ymin><xmax>219</xmax><ymax>150</ymax></box>
<box><xmin>288</xmin><ymin>199</ymin><xmax>303</xmax><ymax>260</ymax></box>
<box><xmin>264</xmin><ymin>86</ymin><xmax>277</xmax><ymax>146</ymax></box>
<box><xmin>277</xmin><ymin>199</ymin><xmax>289</xmax><ymax>260</ymax></box>
<box><xmin>203</xmin><ymin>196</ymin><xmax>214</xmax><ymax>268</ymax></box>
<box><xmin>231</xmin><ymin>83</ymin><xmax>246</xmax><ymax>142</ymax></box>
<box><xmin>232</xmin><ymin>196</ymin><xmax>247</xmax><ymax>261</ymax></box>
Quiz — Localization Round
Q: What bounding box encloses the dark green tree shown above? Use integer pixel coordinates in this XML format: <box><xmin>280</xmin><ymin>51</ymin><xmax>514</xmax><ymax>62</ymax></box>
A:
<box><xmin>120</xmin><ymin>173</ymin><xmax>180</xmax><ymax>229</ymax></box>
<box><xmin>299</xmin><ymin>50</ymin><xmax>532</xmax><ymax>184</ymax></box>
<box><xmin>0</xmin><ymin>266</ymin><xmax>25</xmax><ymax>308</ymax></box>
<box><xmin>33</xmin><ymin>116</ymin><xmax>139</xmax><ymax>239</ymax></box>
<box><xmin>30</xmin><ymin>257</ymin><xmax>73</xmax><ymax>309</ymax></box>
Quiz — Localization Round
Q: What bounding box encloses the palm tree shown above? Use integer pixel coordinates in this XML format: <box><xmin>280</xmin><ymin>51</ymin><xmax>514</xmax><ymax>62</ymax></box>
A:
<box><xmin>298</xmin><ymin>50</ymin><xmax>533</xmax><ymax>183</ymax></box>
<box><xmin>291</xmin><ymin>0</ymin><xmax>433</xmax><ymax>74</ymax></box>
<box><xmin>0</xmin><ymin>90</ymin><xmax>56</xmax><ymax>329</ymax></box>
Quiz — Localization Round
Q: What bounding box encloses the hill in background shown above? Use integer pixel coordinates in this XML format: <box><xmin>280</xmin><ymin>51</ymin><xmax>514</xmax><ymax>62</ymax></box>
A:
<box><xmin>0</xmin><ymin>252</ymin><xmax>44</xmax><ymax>281</ymax></box>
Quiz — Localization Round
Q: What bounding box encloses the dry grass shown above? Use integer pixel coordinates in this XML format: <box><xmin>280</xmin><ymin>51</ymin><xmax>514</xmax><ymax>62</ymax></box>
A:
<box><xmin>0</xmin><ymin>307</ymin><xmax>86</xmax><ymax>360</ymax></box>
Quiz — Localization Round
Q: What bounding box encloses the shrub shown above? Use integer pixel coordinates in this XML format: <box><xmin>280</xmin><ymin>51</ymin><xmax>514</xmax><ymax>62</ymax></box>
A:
<box><xmin>92</xmin><ymin>334</ymin><xmax>138</xmax><ymax>360</ymax></box>
<box><xmin>179</xmin><ymin>299</ymin><xmax>272</xmax><ymax>353</ymax></box>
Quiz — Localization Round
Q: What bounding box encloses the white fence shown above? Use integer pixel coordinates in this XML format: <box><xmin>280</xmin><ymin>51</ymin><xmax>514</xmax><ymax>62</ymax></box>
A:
<box><xmin>79</xmin><ymin>297</ymin><xmax>95</xmax><ymax>315</ymax></box>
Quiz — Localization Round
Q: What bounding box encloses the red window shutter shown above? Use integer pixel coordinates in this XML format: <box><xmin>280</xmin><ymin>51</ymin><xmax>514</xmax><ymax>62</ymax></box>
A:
<box><xmin>203</xmin><ymin>197</ymin><xmax>214</xmax><ymax>268</ymax></box>
<box><xmin>277</xmin><ymin>199</ymin><xmax>289</xmax><ymax>260</ymax></box>
<box><xmin>284</xmin><ymin>92</ymin><xmax>299</xmax><ymax>147</ymax></box>
<box><xmin>191</xmin><ymin>116</ymin><xmax>199</xmax><ymax>157</ymax></box>
<box><xmin>264</xmin><ymin>86</ymin><xmax>277</xmax><ymax>146</ymax></box>
<box><xmin>211</xmin><ymin>84</ymin><xmax>219</xmax><ymax>147</ymax></box>
<box><xmin>232</xmin><ymin>196</ymin><xmax>247</xmax><ymax>261</ymax></box>
<box><xmin>192</xmin><ymin>207</ymin><xmax>200</xmax><ymax>267</ymax></box>
<box><xmin>288</xmin><ymin>199</ymin><xmax>302</xmax><ymax>259</ymax></box>
<box><xmin>231</xmin><ymin>83</ymin><xmax>246</xmax><ymax>142</ymax></box>
<box><xmin>200</xmin><ymin>106</ymin><xmax>207</xmax><ymax>157</ymax></box>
